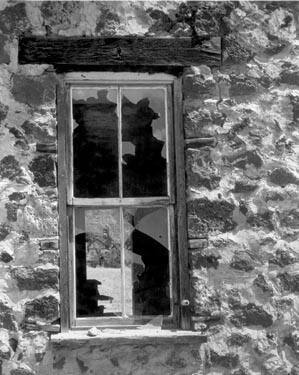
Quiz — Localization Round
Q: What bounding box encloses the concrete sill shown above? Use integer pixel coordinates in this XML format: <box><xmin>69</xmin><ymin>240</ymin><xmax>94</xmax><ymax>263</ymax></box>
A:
<box><xmin>51</xmin><ymin>329</ymin><xmax>207</xmax><ymax>348</ymax></box>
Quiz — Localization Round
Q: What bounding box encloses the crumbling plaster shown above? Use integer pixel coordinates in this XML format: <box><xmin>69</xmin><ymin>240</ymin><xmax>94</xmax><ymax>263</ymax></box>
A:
<box><xmin>0</xmin><ymin>1</ymin><xmax>299</xmax><ymax>374</ymax></box>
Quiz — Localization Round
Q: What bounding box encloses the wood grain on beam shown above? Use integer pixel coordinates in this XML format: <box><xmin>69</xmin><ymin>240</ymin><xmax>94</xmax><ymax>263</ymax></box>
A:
<box><xmin>18</xmin><ymin>36</ymin><xmax>221</xmax><ymax>67</ymax></box>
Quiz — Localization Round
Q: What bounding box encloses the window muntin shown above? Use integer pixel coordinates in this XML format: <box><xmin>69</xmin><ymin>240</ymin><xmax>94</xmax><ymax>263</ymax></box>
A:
<box><xmin>66</xmin><ymin>76</ymin><xmax>178</xmax><ymax>328</ymax></box>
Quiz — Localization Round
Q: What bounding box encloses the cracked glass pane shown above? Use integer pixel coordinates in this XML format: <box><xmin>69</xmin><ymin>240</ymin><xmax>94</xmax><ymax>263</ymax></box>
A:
<box><xmin>123</xmin><ymin>206</ymin><xmax>171</xmax><ymax>316</ymax></box>
<box><xmin>75</xmin><ymin>208</ymin><xmax>122</xmax><ymax>317</ymax></box>
<box><xmin>122</xmin><ymin>88</ymin><xmax>167</xmax><ymax>197</ymax></box>
<box><xmin>72</xmin><ymin>88</ymin><xmax>119</xmax><ymax>198</ymax></box>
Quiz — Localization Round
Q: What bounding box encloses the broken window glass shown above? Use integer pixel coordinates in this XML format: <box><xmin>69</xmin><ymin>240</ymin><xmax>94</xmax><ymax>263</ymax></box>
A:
<box><xmin>122</xmin><ymin>88</ymin><xmax>167</xmax><ymax>197</ymax></box>
<box><xmin>124</xmin><ymin>207</ymin><xmax>171</xmax><ymax>316</ymax></box>
<box><xmin>72</xmin><ymin>88</ymin><xmax>119</xmax><ymax>198</ymax></box>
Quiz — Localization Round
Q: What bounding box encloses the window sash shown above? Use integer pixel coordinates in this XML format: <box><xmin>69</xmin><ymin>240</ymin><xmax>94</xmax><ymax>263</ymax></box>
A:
<box><xmin>68</xmin><ymin>84</ymin><xmax>174</xmax><ymax>202</ymax></box>
<box><xmin>69</xmin><ymin>205</ymin><xmax>176</xmax><ymax>328</ymax></box>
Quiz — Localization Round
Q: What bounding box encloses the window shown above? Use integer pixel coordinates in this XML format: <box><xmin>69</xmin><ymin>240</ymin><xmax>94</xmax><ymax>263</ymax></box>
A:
<box><xmin>57</xmin><ymin>73</ymin><xmax>189</xmax><ymax>330</ymax></box>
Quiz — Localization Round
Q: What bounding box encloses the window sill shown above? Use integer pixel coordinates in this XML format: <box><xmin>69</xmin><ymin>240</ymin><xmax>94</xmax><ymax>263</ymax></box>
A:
<box><xmin>50</xmin><ymin>329</ymin><xmax>207</xmax><ymax>348</ymax></box>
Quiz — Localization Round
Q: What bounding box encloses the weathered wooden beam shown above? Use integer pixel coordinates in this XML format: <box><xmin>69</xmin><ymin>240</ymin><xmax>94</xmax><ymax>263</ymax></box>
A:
<box><xmin>18</xmin><ymin>36</ymin><xmax>221</xmax><ymax>67</ymax></box>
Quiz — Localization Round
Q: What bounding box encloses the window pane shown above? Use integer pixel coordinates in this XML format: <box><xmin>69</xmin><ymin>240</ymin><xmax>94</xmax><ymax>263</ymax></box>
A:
<box><xmin>122</xmin><ymin>88</ymin><xmax>167</xmax><ymax>197</ymax></box>
<box><xmin>75</xmin><ymin>208</ymin><xmax>122</xmax><ymax>317</ymax></box>
<box><xmin>123</xmin><ymin>207</ymin><xmax>171</xmax><ymax>316</ymax></box>
<box><xmin>72</xmin><ymin>88</ymin><xmax>119</xmax><ymax>198</ymax></box>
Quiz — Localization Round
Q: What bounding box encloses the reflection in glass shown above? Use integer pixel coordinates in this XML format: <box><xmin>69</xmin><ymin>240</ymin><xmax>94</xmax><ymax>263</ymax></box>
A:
<box><xmin>72</xmin><ymin>88</ymin><xmax>119</xmax><ymax>198</ymax></box>
<box><xmin>124</xmin><ymin>207</ymin><xmax>171</xmax><ymax>316</ymax></box>
<box><xmin>75</xmin><ymin>208</ymin><xmax>122</xmax><ymax>317</ymax></box>
<box><xmin>122</xmin><ymin>89</ymin><xmax>167</xmax><ymax>197</ymax></box>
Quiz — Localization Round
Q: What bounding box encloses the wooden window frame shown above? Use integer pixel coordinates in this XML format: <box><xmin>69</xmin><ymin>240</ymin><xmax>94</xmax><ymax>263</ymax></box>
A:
<box><xmin>57</xmin><ymin>72</ymin><xmax>190</xmax><ymax>331</ymax></box>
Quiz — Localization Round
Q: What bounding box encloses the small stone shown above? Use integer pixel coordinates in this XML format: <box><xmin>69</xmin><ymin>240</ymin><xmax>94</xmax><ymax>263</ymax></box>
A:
<box><xmin>279</xmin><ymin>209</ymin><xmax>299</xmax><ymax>230</ymax></box>
<box><xmin>0</xmin><ymin>102</ymin><xmax>8</xmax><ymax>123</ymax></box>
<box><xmin>9</xmin><ymin>127</ymin><xmax>25</xmax><ymax>140</ymax></box>
<box><xmin>21</xmin><ymin>120</ymin><xmax>55</xmax><ymax>143</ymax></box>
<box><xmin>0</xmin><ymin>155</ymin><xmax>22</xmax><ymax>180</ymax></box>
<box><xmin>0</xmin><ymin>251</ymin><xmax>13</xmax><ymax>263</ymax></box>
<box><xmin>12</xmin><ymin>74</ymin><xmax>56</xmax><ymax>108</ymax></box>
<box><xmin>14</xmin><ymin>140</ymin><xmax>29</xmax><ymax>151</ymax></box>
<box><xmin>262</xmin><ymin>355</ymin><xmax>288</xmax><ymax>375</ymax></box>
<box><xmin>39</xmin><ymin>239</ymin><xmax>59</xmax><ymax>250</ymax></box>
<box><xmin>290</xmin><ymin>95</ymin><xmax>299</xmax><ymax>122</ymax></box>
<box><xmin>0</xmin><ymin>3</ymin><xmax>28</xmax><ymax>34</ymax></box>
<box><xmin>253</xmin><ymin>274</ymin><xmax>273</xmax><ymax>295</ymax></box>
<box><xmin>10</xmin><ymin>364</ymin><xmax>35</xmax><ymax>375</ymax></box>
<box><xmin>269</xmin><ymin>249</ymin><xmax>296</xmax><ymax>267</ymax></box>
<box><xmin>184</xmin><ymin>108</ymin><xmax>226</xmax><ymax>138</ymax></box>
<box><xmin>190</xmin><ymin>249</ymin><xmax>220</xmax><ymax>270</ymax></box>
<box><xmin>38</xmin><ymin>250</ymin><xmax>58</xmax><ymax>265</ymax></box>
<box><xmin>29</xmin><ymin>155</ymin><xmax>56</xmax><ymax>187</ymax></box>
<box><xmin>186</xmin><ymin>148</ymin><xmax>221</xmax><ymax>190</ymax></box>
<box><xmin>280</xmin><ymin>69</ymin><xmax>299</xmax><ymax>86</ymax></box>
<box><xmin>36</xmin><ymin>142</ymin><xmax>57</xmax><ymax>153</ymax></box>
<box><xmin>188</xmin><ymin>198</ymin><xmax>236</xmax><ymax>237</ymax></box>
<box><xmin>0</xmin><ymin>302</ymin><xmax>17</xmax><ymax>331</ymax></box>
<box><xmin>10</xmin><ymin>266</ymin><xmax>58</xmax><ymax>291</ymax></box>
<box><xmin>230</xmin><ymin>252</ymin><xmax>254</xmax><ymax>272</ymax></box>
<box><xmin>8</xmin><ymin>192</ymin><xmax>26</xmax><ymax>202</ymax></box>
<box><xmin>230</xmin><ymin>75</ymin><xmax>257</xmax><ymax>96</ymax></box>
<box><xmin>277</xmin><ymin>273</ymin><xmax>299</xmax><ymax>293</ymax></box>
<box><xmin>269</xmin><ymin>168</ymin><xmax>299</xmax><ymax>187</ymax></box>
<box><xmin>210</xmin><ymin>349</ymin><xmax>239</xmax><ymax>369</ymax></box>
<box><xmin>285</xmin><ymin>331</ymin><xmax>299</xmax><ymax>355</ymax></box>
<box><xmin>94</xmin><ymin>7</ymin><xmax>120</xmax><ymax>35</ymax></box>
<box><xmin>222</xmin><ymin>34</ymin><xmax>251</xmax><ymax>64</ymax></box>
<box><xmin>225</xmin><ymin>150</ymin><xmax>263</xmax><ymax>169</ymax></box>
<box><xmin>231</xmin><ymin>368</ymin><xmax>251</xmax><ymax>375</ymax></box>
<box><xmin>191</xmin><ymin>276</ymin><xmax>221</xmax><ymax>317</ymax></box>
<box><xmin>230</xmin><ymin>303</ymin><xmax>273</xmax><ymax>328</ymax></box>
<box><xmin>9</xmin><ymin>338</ymin><xmax>18</xmax><ymax>352</ymax></box>
<box><xmin>274</xmin><ymin>297</ymin><xmax>294</xmax><ymax>310</ymax></box>
<box><xmin>247</xmin><ymin>211</ymin><xmax>274</xmax><ymax>231</ymax></box>
<box><xmin>25</xmin><ymin>295</ymin><xmax>59</xmax><ymax>321</ymax></box>
<box><xmin>227</xmin><ymin>333</ymin><xmax>251</xmax><ymax>347</ymax></box>
<box><xmin>147</xmin><ymin>9</ymin><xmax>174</xmax><ymax>34</ymax></box>
<box><xmin>232</xmin><ymin>181</ymin><xmax>258</xmax><ymax>193</ymax></box>
<box><xmin>0</xmin><ymin>343</ymin><xmax>11</xmax><ymax>360</ymax></box>
<box><xmin>0</xmin><ymin>223</ymin><xmax>11</xmax><ymax>241</ymax></box>
<box><xmin>227</xmin><ymin>289</ymin><xmax>242</xmax><ymax>309</ymax></box>
<box><xmin>264</xmin><ymin>191</ymin><xmax>284</xmax><ymax>202</ymax></box>
<box><xmin>183</xmin><ymin>69</ymin><xmax>217</xmax><ymax>99</ymax></box>
<box><xmin>87</xmin><ymin>326</ymin><xmax>102</xmax><ymax>337</ymax></box>
<box><xmin>169</xmin><ymin>22</ymin><xmax>192</xmax><ymax>37</ymax></box>
<box><xmin>5</xmin><ymin>202</ymin><xmax>18</xmax><ymax>222</ymax></box>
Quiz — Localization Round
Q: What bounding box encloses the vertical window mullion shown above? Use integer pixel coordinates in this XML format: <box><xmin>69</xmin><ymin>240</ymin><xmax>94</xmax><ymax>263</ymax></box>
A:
<box><xmin>120</xmin><ymin>206</ymin><xmax>126</xmax><ymax>317</ymax></box>
<box><xmin>69</xmin><ymin>86</ymin><xmax>74</xmax><ymax>203</ymax></box>
<box><xmin>118</xmin><ymin>86</ymin><xmax>123</xmax><ymax>199</ymax></box>
<box><xmin>118</xmin><ymin>87</ymin><xmax>126</xmax><ymax>317</ymax></box>
<box><xmin>167</xmin><ymin>84</ymin><xmax>175</xmax><ymax>203</ymax></box>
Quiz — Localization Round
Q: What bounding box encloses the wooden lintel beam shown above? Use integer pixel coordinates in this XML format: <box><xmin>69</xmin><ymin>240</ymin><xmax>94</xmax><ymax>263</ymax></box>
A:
<box><xmin>18</xmin><ymin>36</ymin><xmax>221</xmax><ymax>67</ymax></box>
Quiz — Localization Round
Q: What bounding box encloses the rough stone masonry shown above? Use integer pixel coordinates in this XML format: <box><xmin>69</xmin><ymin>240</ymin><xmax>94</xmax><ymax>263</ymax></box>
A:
<box><xmin>0</xmin><ymin>1</ymin><xmax>299</xmax><ymax>374</ymax></box>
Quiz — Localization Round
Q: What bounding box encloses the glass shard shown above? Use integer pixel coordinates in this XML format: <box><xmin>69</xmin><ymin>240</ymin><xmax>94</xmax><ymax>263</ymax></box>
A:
<box><xmin>72</xmin><ymin>88</ymin><xmax>119</xmax><ymax>198</ymax></box>
<box><xmin>123</xmin><ymin>207</ymin><xmax>171</xmax><ymax>316</ymax></box>
<box><xmin>121</xmin><ymin>88</ymin><xmax>167</xmax><ymax>197</ymax></box>
<box><xmin>75</xmin><ymin>208</ymin><xmax>122</xmax><ymax>317</ymax></box>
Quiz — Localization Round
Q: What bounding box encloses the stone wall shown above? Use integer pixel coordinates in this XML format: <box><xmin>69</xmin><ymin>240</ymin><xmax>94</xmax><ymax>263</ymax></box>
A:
<box><xmin>0</xmin><ymin>1</ymin><xmax>298</xmax><ymax>374</ymax></box>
